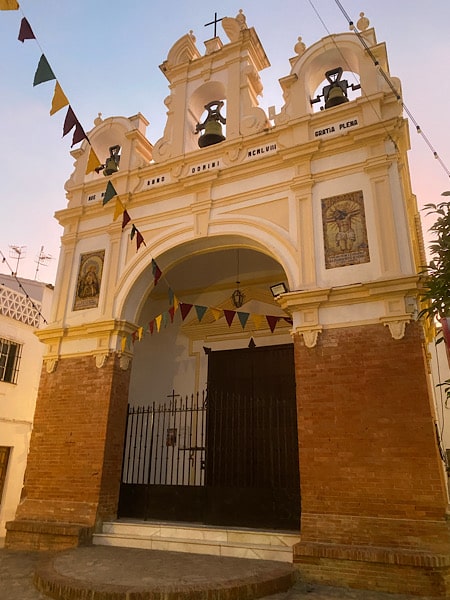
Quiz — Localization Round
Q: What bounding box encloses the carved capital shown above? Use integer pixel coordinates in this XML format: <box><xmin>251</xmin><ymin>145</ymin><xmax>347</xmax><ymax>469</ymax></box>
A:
<box><xmin>45</xmin><ymin>359</ymin><xmax>58</xmax><ymax>374</ymax></box>
<box><xmin>383</xmin><ymin>319</ymin><xmax>408</xmax><ymax>340</ymax></box>
<box><xmin>95</xmin><ymin>353</ymin><xmax>109</xmax><ymax>369</ymax></box>
<box><xmin>293</xmin><ymin>326</ymin><xmax>322</xmax><ymax>348</ymax></box>
<box><xmin>119</xmin><ymin>355</ymin><xmax>131</xmax><ymax>371</ymax></box>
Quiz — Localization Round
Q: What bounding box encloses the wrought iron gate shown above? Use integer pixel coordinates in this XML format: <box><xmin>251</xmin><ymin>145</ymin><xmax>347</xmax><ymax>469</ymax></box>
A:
<box><xmin>118</xmin><ymin>387</ymin><xmax>300</xmax><ymax>530</ymax></box>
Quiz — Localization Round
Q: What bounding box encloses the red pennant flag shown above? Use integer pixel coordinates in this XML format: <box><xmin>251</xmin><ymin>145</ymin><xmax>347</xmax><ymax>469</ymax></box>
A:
<box><xmin>18</xmin><ymin>18</ymin><xmax>35</xmax><ymax>42</ymax></box>
<box><xmin>131</xmin><ymin>331</ymin><xmax>137</xmax><ymax>344</ymax></box>
<box><xmin>151</xmin><ymin>259</ymin><xmax>162</xmax><ymax>286</ymax></box>
<box><xmin>223</xmin><ymin>309</ymin><xmax>236</xmax><ymax>327</ymax></box>
<box><xmin>266</xmin><ymin>315</ymin><xmax>279</xmax><ymax>333</ymax></box>
<box><xmin>169</xmin><ymin>305</ymin><xmax>175</xmax><ymax>323</ymax></box>
<box><xmin>149</xmin><ymin>320</ymin><xmax>155</xmax><ymax>334</ymax></box>
<box><xmin>283</xmin><ymin>316</ymin><xmax>293</xmax><ymax>325</ymax></box>
<box><xmin>180</xmin><ymin>303</ymin><xmax>193</xmax><ymax>321</ymax></box>
<box><xmin>62</xmin><ymin>106</ymin><xmax>87</xmax><ymax>146</ymax></box>
<box><xmin>136</xmin><ymin>230</ymin><xmax>145</xmax><ymax>251</ymax></box>
<box><xmin>122</xmin><ymin>210</ymin><xmax>131</xmax><ymax>230</ymax></box>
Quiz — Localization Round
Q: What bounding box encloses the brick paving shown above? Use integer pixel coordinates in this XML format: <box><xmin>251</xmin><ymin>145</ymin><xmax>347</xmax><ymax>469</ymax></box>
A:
<box><xmin>0</xmin><ymin>547</ymin><xmax>439</xmax><ymax>600</ymax></box>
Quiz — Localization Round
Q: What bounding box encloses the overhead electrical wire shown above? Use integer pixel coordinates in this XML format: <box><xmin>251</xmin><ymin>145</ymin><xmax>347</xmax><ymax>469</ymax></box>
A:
<box><xmin>331</xmin><ymin>0</ymin><xmax>450</xmax><ymax>178</ymax></box>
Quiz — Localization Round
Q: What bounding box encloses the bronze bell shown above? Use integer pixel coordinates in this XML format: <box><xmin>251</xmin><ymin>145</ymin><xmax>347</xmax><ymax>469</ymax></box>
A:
<box><xmin>325</xmin><ymin>84</ymin><xmax>349</xmax><ymax>109</ymax></box>
<box><xmin>196</xmin><ymin>100</ymin><xmax>226</xmax><ymax>148</ymax></box>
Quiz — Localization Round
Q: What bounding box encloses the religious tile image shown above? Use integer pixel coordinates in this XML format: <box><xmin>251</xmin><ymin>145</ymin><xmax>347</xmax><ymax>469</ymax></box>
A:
<box><xmin>73</xmin><ymin>250</ymin><xmax>105</xmax><ymax>311</ymax></box>
<box><xmin>321</xmin><ymin>190</ymin><xmax>370</xmax><ymax>269</ymax></box>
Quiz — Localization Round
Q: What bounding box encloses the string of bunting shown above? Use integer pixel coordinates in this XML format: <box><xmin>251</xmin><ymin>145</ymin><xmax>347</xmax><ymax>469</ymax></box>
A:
<box><xmin>120</xmin><ymin>255</ymin><xmax>293</xmax><ymax>352</ymax></box>
<box><xmin>1</xmin><ymin>0</ymin><xmax>147</xmax><ymax>251</ymax></box>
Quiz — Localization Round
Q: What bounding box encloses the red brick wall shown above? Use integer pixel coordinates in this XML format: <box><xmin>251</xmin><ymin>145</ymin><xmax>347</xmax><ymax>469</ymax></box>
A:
<box><xmin>294</xmin><ymin>322</ymin><xmax>450</xmax><ymax>553</ymax></box>
<box><xmin>14</xmin><ymin>353</ymin><xmax>130</xmax><ymax>528</ymax></box>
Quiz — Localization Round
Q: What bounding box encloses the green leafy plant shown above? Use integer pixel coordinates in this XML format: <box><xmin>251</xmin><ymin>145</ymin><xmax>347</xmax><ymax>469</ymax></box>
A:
<box><xmin>419</xmin><ymin>201</ymin><xmax>450</xmax><ymax>406</ymax></box>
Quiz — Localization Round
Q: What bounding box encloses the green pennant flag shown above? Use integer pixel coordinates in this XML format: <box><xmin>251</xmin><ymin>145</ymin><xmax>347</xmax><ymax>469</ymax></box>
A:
<box><xmin>195</xmin><ymin>305</ymin><xmax>207</xmax><ymax>322</ymax></box>
<box><xmin>103</xmin><ymin>181</ymin><xmax>117</xmax><ymax>205</ymax></box>
<box><xmin>237</xmin><ymin>311</ymin><xmax>250</xmax><ymax>329</ymax></box>
<box><xmin>33</xmin><ymin>54</ymin><xmax>56</xmax><ymax>86</ymax></box>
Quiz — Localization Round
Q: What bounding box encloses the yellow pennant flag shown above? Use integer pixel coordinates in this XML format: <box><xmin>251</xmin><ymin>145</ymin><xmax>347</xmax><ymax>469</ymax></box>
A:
<box><xmin>86</xmin><ymin>147</ymin><xmax>102</xmax><ymax>175</ymax></box>
<box><xmin>155</xmin><ymin>314</ymin><xmax>163</xmax><ymax>332</ymax></box>
<box><xmin>138</xmin><ymin>326</ymin><xmax>143</xmax><ymax>341</ymax></box>
<box><xmin>251</xmin><ymin>314</ymin><xmax>265</xmax><ymax>329</ymax></box>
<box><xmin>113</xmin><ymin>197</ymin><xmax>126</xmax><ymax>221</ymax></box>
<box><xmin>50</xmin><ymin>81</ymin><xmax>69</xmax><ymax>115</ymax></box>
<box><xmin>120</xmin><ymin>336</ymin><xmax>127</xmax><ymax>353</ymax></box>
<box><xmin>173</xmin><ymin>296</ymin><xmax>179</xmax><ymax>313</ymax></box>
<box><xmin>210</xmin><ymin>308</ymin><xmax>222</xmax><ymax>321</ymax></box>
<box><xmin>0</xmin><ymin>0</ymin><xmax>19</xmax><ymax>9</ymax></box>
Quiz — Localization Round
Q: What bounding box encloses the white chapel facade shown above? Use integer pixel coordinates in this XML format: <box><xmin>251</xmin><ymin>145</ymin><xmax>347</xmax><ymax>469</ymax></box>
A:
<box><xmin>6</xmin><ymin>11</ymin><xmax>450</xmax><ymax>596</ymax></box>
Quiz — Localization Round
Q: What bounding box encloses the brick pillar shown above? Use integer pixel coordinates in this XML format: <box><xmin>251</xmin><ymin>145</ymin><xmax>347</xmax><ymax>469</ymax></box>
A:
<box><xmin>5</xmin><ymin>353</ymin><xmax>130</xmax><ymax>550</ymax></box>
<box><xmin>294</xmin><ymin>322</ymin><xmax>450</xmax><ymax>596</ymax></box>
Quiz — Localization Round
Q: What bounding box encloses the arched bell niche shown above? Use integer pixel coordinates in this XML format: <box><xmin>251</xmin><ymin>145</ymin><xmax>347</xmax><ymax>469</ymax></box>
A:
<box><xmin>187</xmin><ymin>81</ymin><xmax>227</xmax><ymax>152</ymax></box>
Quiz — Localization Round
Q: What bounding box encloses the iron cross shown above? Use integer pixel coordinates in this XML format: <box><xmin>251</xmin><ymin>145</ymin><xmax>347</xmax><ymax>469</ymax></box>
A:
<box><xmin>204</xmin><ymin>12</ymin><xmax>224</xmax><ymax>38</ymax></box>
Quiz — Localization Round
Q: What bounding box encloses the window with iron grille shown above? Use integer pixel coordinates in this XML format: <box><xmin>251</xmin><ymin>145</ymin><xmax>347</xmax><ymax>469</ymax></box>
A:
<box><xmin>0</xmin><ymin>338</ymin><xmax>22</xmax><ymax>384</ymax></box>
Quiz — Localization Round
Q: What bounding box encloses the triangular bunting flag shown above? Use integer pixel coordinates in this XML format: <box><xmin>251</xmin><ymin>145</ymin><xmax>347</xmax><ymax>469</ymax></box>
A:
<box><xmin>120</xmin><ymin>336</ymin><xmax>127</xmax><ymax>353</ymax></box>
<box><xmin>251</xmin><ymin>314</ymin><xmax>264</xmax><ymax>329</ymax></box>
<box><xmin>33</xmin><ymin>54</ymin><xmax>56</xmax><ymax>86</ymax></box>
<box><xmin>136</xmin><ymin>230</ymin><xmax>145</xmax><ymax>251</ymax></box>
<box><xmin>168</xmin><ymin>288</ymin><xmax>174</xmax><ymax>306</ymax></box>
<box><xmin>180</xmin><ymin>303</ymin><xmax>193</xmax><ymax>321</ymax></box>
<box><xmin>62</xmin><ymin>106</ymin><xmax>78</xmax><ymax>137</ymax></box>
<box><xmin>169</xmin><ymin>305</ymin><xmax>175</xmax><ymax>323</ymax></box>
<box><xmin>266</xmin><ymin>315</ymin><xmax>279</xmax><ymax>333</ymax></box>
<box><xmin>155</xmin><ymin>314</ymin><xmax>163</xmax><ymax>332</ymax></box>
<box><xmin>162</xmin><ymin>311</ymin><xmax>169</xmax><ymax>328</ymax></box>
<box><xmin>195</xmin><ymin>305</ymin><xmax>207</xmax><ymax>322</ymax></box>
<box><xmin>18</xmin><ymin>18</ymin><xmax>35</xmax><ymax>41</ymax></box>
<box><xmin>237</xmin><ymin>311</ymin><xmax>250</xmax><ymax>329</ymax></box>
<box><xmin>0</xmin><ymin>0</ymin><xmax>19</xmax><ymax>10</ymax></box>
<box><xmin>86</xmin><ymin>147</ymin><xmax>102</xmax><ymax>174</ymax></box>
<box><xmin>50</xmin><ymin>81</ymin><xmax>69</xmax><ymax>115</ymax></box>
<box><xmin>71</xmin><ymin>122</ymin><xmax>88</xmax><ymax>147</ymax></box>
<box><xmin>283</xmin><ymin>316</ymin><xmax>293</xmax><ymax>325</ymax></box>
<box><xmin>138</xmin><ymin>326</ymin><xmax>143</xmax><ymax>341</ymax></box>
<box><xmin>131</xmin><ymin>331</ymin><xmax>137</xmax><ymax>344</ymax></box>
<box><xmin>173</xmin><ymin>296</ymin><xmax>179</xmax><ymax>313</ymax></box>
<box><xmin>122</xmin><ymin>210</ymin><xmax>131</xmax><ymax>230</ymax></box>
<box><xmin>223</xmin><ymin>309</ymin><xmax>236</xmax><ymax>327</ymax></box>
<box><xmin>130</xmin><ymin>224</ymin><xmax>137</xmax><ymax>240</ymax></box>
<box><xmin>148</xmin><ymin>320</ymin><xmax>155</xmax><ymax>335</ymax></box>
<box><xmin>103</xmin><ymin>181</ymin><xmax>117</xmax><ymax>205</ymax></box>
<box><xmin>151</xmin><ymin>259</ymin><xmax>162</xmax><ymax>286</ymax></box>
<box><xmin>210</xmin><ymin>308</ymin><xmax>222</xmax><ymax>321</ymax></box>
<box><xmin>113</xmin><ymin>197</ymin><xmax>126</xmax><ymax>221</ymax></box>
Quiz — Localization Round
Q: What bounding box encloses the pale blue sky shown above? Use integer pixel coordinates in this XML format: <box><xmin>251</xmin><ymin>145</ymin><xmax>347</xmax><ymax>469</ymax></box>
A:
<box><xmin>1</xmin><ymin>0</ymin><xmax>449</xmax><ymax>282</ymax></box>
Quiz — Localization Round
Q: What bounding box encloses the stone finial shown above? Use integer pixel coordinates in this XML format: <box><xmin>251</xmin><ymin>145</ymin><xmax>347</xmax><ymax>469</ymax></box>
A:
<box><xmin>357</xmin><ymin>12</ymin><xmax>370</xmax><ymax>31</ymax></box>
<box><xmin>189</xmin><ymin>29</ymin><xmax>196</xmax><ymax>43</ymax></box>
<box><xmin>94</xmin><ymin>112</ymin><xmax>103</xmax><ymax>126</ymax></box>
<box><xmin>236</xmin><ymin>9</ymin><xmax>247</xmax><ymax>29</ymax></box>
<box><xmin>294</xmin><ymin>36</ymin><xmax>306</xmax><ymax>56</ymax></box>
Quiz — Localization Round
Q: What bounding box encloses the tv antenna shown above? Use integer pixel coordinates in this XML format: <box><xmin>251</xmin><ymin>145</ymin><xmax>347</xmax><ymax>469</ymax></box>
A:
<box><xmin>9</xmin><ymin>245</ymin><xmax>27</xmax><ymax>276</ymax></box>
<box><xmin>34</xmin><ymin>246</ymin><xmax>53</xmax><ymax>280</ymax></box>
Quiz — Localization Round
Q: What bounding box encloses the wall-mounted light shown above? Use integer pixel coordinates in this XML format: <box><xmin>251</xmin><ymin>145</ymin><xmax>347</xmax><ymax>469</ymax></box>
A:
<box><xmin>270</xmin><ymin>282</ymin><xmax>288</xmax><ymax>297</ymax></box>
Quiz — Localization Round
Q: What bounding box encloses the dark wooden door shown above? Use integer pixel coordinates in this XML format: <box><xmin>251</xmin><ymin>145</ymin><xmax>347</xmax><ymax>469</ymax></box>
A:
<box><xmin>205</xmin><ymin>344</ymin><xmax>300</xmax><ymax>530</ymax></box>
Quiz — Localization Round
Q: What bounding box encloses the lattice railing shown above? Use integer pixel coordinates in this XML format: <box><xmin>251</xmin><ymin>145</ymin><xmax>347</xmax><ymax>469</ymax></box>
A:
<box><xmin>0</xmin><ymin>286</ymin><xmax>42</xmax><ymax>328</ymax></box>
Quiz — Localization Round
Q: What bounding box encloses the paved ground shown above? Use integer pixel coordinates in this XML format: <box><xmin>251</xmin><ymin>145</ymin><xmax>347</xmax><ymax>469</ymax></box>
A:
<box><xmin>0</xmin><ymin>547</ymin><xmax>439</xmax><ymax>600</ymax></box>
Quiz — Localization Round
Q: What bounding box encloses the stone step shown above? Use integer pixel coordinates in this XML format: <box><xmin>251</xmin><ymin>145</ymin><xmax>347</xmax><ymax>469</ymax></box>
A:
<box><xmin>93</xmin><ymin>520</ymin><xmax>300</xmax><ymax>563</ymax></box>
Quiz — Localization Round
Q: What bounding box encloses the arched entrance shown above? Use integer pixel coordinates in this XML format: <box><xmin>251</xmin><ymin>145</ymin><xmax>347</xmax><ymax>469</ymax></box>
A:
<box><xmin>117</xmin><ymin>244</ymin><xmax>300</xmax><ymax>530</ymax></box>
